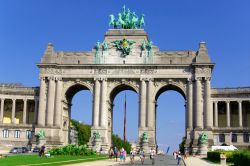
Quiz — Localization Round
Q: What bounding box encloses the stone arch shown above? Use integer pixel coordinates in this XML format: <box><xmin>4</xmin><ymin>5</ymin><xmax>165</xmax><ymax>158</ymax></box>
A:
<box><xmin>154</xmin><ymin>80</ymin><xmax>187</xmax><ymax>101</ymax></box>
<box><xmin>108</xmin><ymin>81</ymin><xmax>139</xmax><ymax>103</ymax></box>
<box><xmin>64</xmin><ymin>82</ymin><xmax>93</xmax><ymax>104</ymax></box>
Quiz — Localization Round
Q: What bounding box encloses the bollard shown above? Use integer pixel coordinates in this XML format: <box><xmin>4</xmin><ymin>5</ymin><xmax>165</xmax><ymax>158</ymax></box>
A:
<box><xmin>220</xmin><ymin>154</ymin><xmax>227</xmax><ymax>165</ymax></box>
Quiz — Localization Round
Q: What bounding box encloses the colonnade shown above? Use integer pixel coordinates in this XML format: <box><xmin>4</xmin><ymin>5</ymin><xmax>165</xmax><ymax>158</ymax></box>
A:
<box><xmin>213</xmin><ymin>100</ymin><xmax>250</xmax><ymax>128</ymax></box>
<box><xmin>0</xmin><ymin>97</ymin><xmax>38</xmax><ymax>124</ymax></box>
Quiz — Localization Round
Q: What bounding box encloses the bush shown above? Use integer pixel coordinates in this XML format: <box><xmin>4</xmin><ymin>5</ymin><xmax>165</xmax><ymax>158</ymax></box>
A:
<box><xmin>207</xmin><ymin>151</ymin><xmax>234</xmax><ymax>162</ymax></box>
<box><xmin>112</xmin><ymin>134</ymin><xmax>132</xmax><ymax>153</ymax></box>
<box><xmin>49</xmin><ymin>144</ymin><xmax>96</xmax><ymax>156</ymax></box>
<box><xmin>234</xmin><ymin>151</ymin><xmax>250</xmax><ymax>166</ymax></box>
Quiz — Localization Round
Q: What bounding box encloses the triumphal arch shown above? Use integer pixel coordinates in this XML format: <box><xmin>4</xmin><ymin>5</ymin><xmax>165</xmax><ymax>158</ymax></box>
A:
<box><xmin>0</xmin><ymin>6</ymin><xmax>250</xmax><ymax>153</ymax></box>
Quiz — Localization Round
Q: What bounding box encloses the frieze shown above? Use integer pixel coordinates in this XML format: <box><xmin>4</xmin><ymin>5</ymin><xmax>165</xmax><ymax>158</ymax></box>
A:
<box><xmin>195</xmin><ymin>67</ymin><xmax>211</xmax><ymax>75</ymax></box>
<box><xmin>42</xmin><ymin>68</ymin><xmax>63</xmax><ymax>75</ymax></box>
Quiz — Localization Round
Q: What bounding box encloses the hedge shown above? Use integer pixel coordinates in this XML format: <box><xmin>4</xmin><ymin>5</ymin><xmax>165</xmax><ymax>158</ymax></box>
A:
<box><xmin>234</xmin><ymin>151</ymin><xmax>250</xmax><ymax>166</ymax></box>
<box><xmin>207</xmin><ymin>150</ymin><xmax>250</xmax><ymax>165</ymax></box>
<box><xmin>207</xmin><ymin>151</ymin><xmax>234</xmax><ymax>162</ymax></box>
<box><xmin>48</xmin><ymin>144</ymin><xmax>96</xmax><ymax>156</ymax></box>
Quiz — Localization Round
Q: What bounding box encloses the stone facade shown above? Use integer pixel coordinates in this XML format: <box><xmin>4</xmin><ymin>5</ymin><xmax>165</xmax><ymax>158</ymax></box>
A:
<box><xmin>0</xmin><ymin>29</ymin><xmax>249</xmax><ymax>153</ymax></box>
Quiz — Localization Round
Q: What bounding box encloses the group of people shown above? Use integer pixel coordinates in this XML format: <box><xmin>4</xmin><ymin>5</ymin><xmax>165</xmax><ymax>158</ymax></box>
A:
<box><xmin>108</xmin><ymin>147</ymin><xmax>156</xmax><ymax>165</ymax></box>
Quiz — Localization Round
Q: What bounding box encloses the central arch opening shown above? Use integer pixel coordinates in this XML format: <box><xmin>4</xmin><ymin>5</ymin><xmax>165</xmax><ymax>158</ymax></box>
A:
<box><xmin>65</xmin><ymin>84</ymin><xmax>92</xmax><ymax>145</ymax></box>
<box><xmin>109</xmin><ymin>84</ymin><xmax>139</xmax><ymax>146</ymax></box>
<box><xmin>155</xmin><ymin>85</ymin><xmax>186</xmax><ymax>154</ymax></box>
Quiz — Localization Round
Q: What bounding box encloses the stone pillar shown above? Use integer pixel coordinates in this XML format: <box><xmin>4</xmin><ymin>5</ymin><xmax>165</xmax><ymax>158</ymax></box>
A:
<box><xmin>187</xmin><ymin>79</ymin><xmax>193</xmax><ymax>129</ymax></box>
<box><xmin>195</xmin><ymin>78</ymin><xmax>202</xmax><ymax>129</ymax></box>
<box><xmin>100</xmin><ymin>78</ymin><xmax>107</xmax><ymax>127</ymax></box>
<box><xmin>238</xmin><ymin>100</ymin><xmax>242</xmax><ymax>127</ymax></box>
<box><xmin>38</xmin><ymin>77</ymin><xmax>46</xmax><ymax>126</ymax></box>
<box><xmin>226</xmin><ymin>101</ymin><xmax>230</xmax><ymax>127</ymax></box>
<box><xmin>33</xmin><ymin>99</ymin><xmax>38</xmax><ymax>124</ymax></box>
<box><xmin>205</xmin><ymin>77</ymin><xmax>213</xmax><ymax>129</ymax></box>
<box><xmin>139</xmin><ymin>78</ymin><xmax>146</xmax><ymax>128</ymax></box>
<box><xmin>11</xmin><ymin>99</ymin><xmax>16</xmax><ymax>124</ymax></box>
<box><xmin>93</xmin><ymin>78</ymin><xmax>100</xmax><ymax>127</ymax></box>
<box><xmin>214</xmin><ymin>101</ymin><xmax>218</xmax><ymax>127</ymax></box>
<box><xmin>147</xmin><ymin>78</ymin><xmax>154</xmax><ymax>129</ymax></box>
<box><xmin>0</xmin><ymin>98</ymin><xmax>4</xmax><ymax>123</ymax></box>
<box><xmin>22</xmin><ymin>99</ymin><xmax>27</xmax><ymax>124</ymax></box>
<box><xmin>55</xmin><ymin>78</ymin><xmax>63</xmax><ymax>127</ymax></box>
<box><xmin>47</xmin><ymin>77</ymin><xmax>56</xmax><ymax>126</ymax></box>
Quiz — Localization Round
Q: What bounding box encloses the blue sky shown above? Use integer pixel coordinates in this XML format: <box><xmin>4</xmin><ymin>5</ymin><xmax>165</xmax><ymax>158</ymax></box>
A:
<box><xmin>1</xmin><ymin>0</ymin><xmax>250</xmax><ymax>152</ymax></box>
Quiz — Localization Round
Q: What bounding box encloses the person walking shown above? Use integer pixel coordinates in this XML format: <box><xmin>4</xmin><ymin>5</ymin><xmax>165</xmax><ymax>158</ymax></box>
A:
<box><xmin>114</xmin><ymin>147</ymin><xmax>118</xmax><ymax>162</ymax></box>
<box><xmin>177</xmin><ymin>152</ymin><xmax>182</xmax><ymax>165</ymax></box>
<box><xmin>149</xmin><ymin>148</ymin><xmax>156</xmax><ymax>165</ymax></box>
<box><xmin>123</xmin><ymin>149</ymin><xmax>127</xmax><ymax>162</ymax></box>
<box><xmin>108</xmin><ymin>147</ymin><xmax>114</xmax><ymax>159</ymax></box>
<box><xmin>130</xmin><ymin>149</ymin><xmax>135</xmax><ymax>164</ymax></box>
<box><xmin>119</xmin><ymin>148</ymin><xmax>124</xmax><ymax>162</ymax></box>
<box><xmin>139</xmin><ymin>149</ymin><xmax>145</xmax><ymax>165</ymax></box>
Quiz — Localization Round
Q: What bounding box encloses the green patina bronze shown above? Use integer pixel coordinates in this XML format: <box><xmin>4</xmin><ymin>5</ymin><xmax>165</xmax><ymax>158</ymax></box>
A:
<box><xmin>109</xmin><ymin>5</ymin><xmax>145</xmax><ymax>29</ymax></box>
<box><xmin>199</xmin><ymin>132</ymin><xmax>208</xmax><ymax>144</ymax></box>
<box><xmin>36</xmin><ymin>129</ymin><xmax>45</xmax><ymax>140</ymax></box>
<box><xmin>93</xmin><ymin>131</ymin><xmax>101</xmax><ymax>140</ymax></box>
<box><xmin>102</xmin><ymin>41</ymin><xmax>109</xmax><ymax>51</ymax></box>
<box><xmin>142</xmin><ymin>132</ymin><xmax>148</xmax><ymax>142</ymax></box>
<box><xmin>112</xmin><ymin>37</ymin><xmax>135</xmax><ymax>57</ymax></box>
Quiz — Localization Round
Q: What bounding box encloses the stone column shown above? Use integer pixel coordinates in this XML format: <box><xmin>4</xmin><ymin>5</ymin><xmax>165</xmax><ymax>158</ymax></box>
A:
<box><xmin>38</xmin><ymin>77</ymin><xmax>46</xmax><ymax>126</ymax></box>
<box><xmin>47</xmin><ymin>76</ymin><xmax>56</xmax><ymax>126</ymax></box>
<box><xmin>93</xmin><ymin>78</ymin><xmax>100</xmax><ymax>127</ymax></box>
<box><xmin>100</xmin><ymin>78</ymin><xmax>107</xmax><ymax>128</ymax></box>
<box><xmin>139</xmin><ymin>78</ymin><xmax>146</xmax><ymax>128</ymax></box>
<box><xmin>187</xmin><ymin>79</ymin><xmax>193</xmax><ymax>129</ymax></box>
<box><xmin>55</xmin><ymin>78</ymin><xmax>63</xmax><ymax>127</ymax></box>
<box><xmin>205</xmin><ymin>77</ymin><xmax>213</xmax><ymax>129</ymax></box>
<box><xmin>33</xmin><ymin>99</ymin><xmax>38</xmax><ymax>124</ymax></box>
<box><xmin>22</xmin><ymin>99</ymin><xmax>27</xmax><ymax>124</ymax></box>
<box><xmin>0</xmin><ymin>98</ymin><xmax>4</xmax><ymax>123</ymax></box>
<box><xmin>147</xmin><ymin>78</ymin><xmax>155</xmax><ymax>129</ymax></box>
<box><xmin>226</xmin><ymin>101</ymin><xmax>230</xmax><ymax>127</ymax></box>
<box><xmin>11</xmin><ymin>99</ymin><xmax>16</xmax><ymax>124</ymax></box>
<box><xmin>238</xmin><ymin>100</ymin><xmax>242</xmax><ymax>127</ymax></box>
<box><xmin>214</xmin><ymin>101</ymin><xmax>218</xmax><ymax>127</ymax></box>
<box><xmin>195</xmin><ymin>77</ymin><xmax>202</xmax><ymax>129</ymax></box>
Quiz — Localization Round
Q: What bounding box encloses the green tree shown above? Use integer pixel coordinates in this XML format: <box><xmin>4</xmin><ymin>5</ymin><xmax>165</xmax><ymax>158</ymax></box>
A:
<box><xmin>71</xmin><ymin>119</ymin><xmax>91</xmax><ymax>145</ymax></box>
<box><xmin>112</xmin><ymin>134</ymin><xmax>132</xmax><ymax>153</ymax></box>
<box><xmin>179</xmin><ymin>137</ymin><xmax>186</xmax><ymax>154</ymax></box>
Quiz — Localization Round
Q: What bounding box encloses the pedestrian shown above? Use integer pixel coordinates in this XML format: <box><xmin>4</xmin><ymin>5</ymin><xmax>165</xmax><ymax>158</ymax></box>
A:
<box><xmin>123</xmin><ymin>149</ymin><xmax>127</xmax><ymax>162</ymax></box>
<box><xmin>39</xmin><ymin>145</ymin><xmax>45</xmax><ymax>157</ymax></box>
<box><xmin>109</xmin><ymin>147</ymin><xmax>114</xmax><ymax>159</ymax></box>
<box><xmin>177</xmin><ymin>152</ymin><xmax>182</xmax><ymax>165</ymax></box>
<box><xmin>139</xmin><ymin>149</ymin><xmax>145</xmax><ymax>165</ymax></box>
<box><xmin>114</xmin><ymin>147</ymin><xmax>118</xmax><ymax>162</ymax></box>
<box><xmin>130</xmin><ymin>149</ymin><xmax>135</xmax><ymax>164</ymax></box>
<box><xmin>173</xmin><ymin>151</ymin><xmax>177</xmax><ymax>160</ymax></box>
<box><xmin>149</xmin><ymin>148</ymin><xmax>156</xmax><ymax>165</ymax></box>
<box><xmin>119</xmin><ymin>148</ymin><xmax>124</xmax><ymax>162</ymax></box>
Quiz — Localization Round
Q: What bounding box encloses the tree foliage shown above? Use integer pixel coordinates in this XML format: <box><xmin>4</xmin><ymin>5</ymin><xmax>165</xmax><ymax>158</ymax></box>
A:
<box><xmin>71</xmin><ymin>119</ymin><xmax>91</xmax><ymax>145</ymax></box>
<box><xmin>112</xmin><ymin>134</ymin><xmax>132</xmax><ymax>153</ymax></box>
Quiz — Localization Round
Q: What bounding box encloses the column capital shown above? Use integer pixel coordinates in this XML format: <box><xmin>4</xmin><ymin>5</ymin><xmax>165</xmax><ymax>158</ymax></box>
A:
<box><xmin>205</xmin><ymin>77</ymin><xmax>211</xmax><ymax>81</ymax></box>
<box><xmin>187</xmin><ymin>77</ymin><xmax>193</xmax><ymax>82</ymax></box>
<box><xmin>226</xmin><ymin>100</ymin><xmax>230</xmax><ymax>104</ymax></box>
<box><xmin>48</xmin><ymin>76</ymin><xmax>55</xmax><ymax>80</ymax></box>
<box><xmin>12</xmin><ymin>98</ymin><xmax>16</xmax><ymax>102</ymax></box>
<box><xmin>195</xmin><ymin>77</ymin><xmax>202</xmax><ymax>81</ymax></box>
<box><xmin>1</xmin><ymin>98</ymin><xmax>5</xmax><ymax>101</ymax></box>
<box><xmin>23</xmin><ymin>98</ymin><xmax>27</xmax><ymax>102</ymax></box>
<box><xmin>213</xmin><ymin>101</ymin><xmax>218</xmax><ymax>104</ymax></box>
<box><xmin>94</xmin><ymin>77</ymin><xmax>101</xmax><ymax>81</ymax></box>
<box><xmin>55</xmin><ymin>77</ymin><xmax>62</xmax><ymax>81</ymax></box>
<box><xmin>140</xmin><ymin>78</ymin><xmax>147</xmax><ymax>81</ymax></box>
<box><xmin>39</xmin><ymin>77</ymin><xmax>46</xmax><ymax>81</ymax></box>
<box><xmin>237</xmin><ymin>100</ymin><xmax>242</xmax><ymax>104</ymax></box>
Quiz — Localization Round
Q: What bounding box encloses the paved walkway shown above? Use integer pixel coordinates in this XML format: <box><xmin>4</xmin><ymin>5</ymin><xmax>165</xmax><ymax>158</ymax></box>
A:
<box><xmin>184</xmin><ymin>156</ymin><xmax>220</xmax><ymax>166</ymax></box>
<box><xmin>67</xmin><ymin>155</ymin><xmax>184</xmax><ymax>166</ymax></box>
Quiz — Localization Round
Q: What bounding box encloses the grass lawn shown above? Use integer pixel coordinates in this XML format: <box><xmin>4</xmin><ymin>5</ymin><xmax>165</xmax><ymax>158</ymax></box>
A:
<box><xmin>0</xmin><ymin>154</ymin><xmax>108</xmax><ymax>166</ymax></box>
